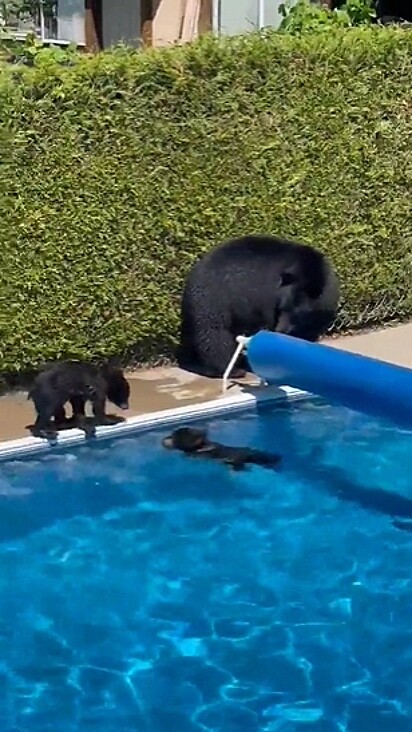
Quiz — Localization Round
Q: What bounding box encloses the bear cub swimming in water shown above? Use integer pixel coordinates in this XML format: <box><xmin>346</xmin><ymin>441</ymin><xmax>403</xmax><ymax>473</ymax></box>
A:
<box><xmin>162</xmin><ymin>426</ymin><xmax>281</xmax><ymax>471</ymax></box>
<box><xmin>29</xmin><ymin>361</ymin><xmax>130</xmax><ymax>440</ymax></box>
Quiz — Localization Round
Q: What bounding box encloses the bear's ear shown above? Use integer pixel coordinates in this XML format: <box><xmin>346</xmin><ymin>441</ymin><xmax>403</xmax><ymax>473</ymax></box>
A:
<box><xmin>280</xmin><ymin>270</ymin><xmax>297</xmax><ymax>287</ymax></box>
<box><xmin>103</xmin><ymin>356</ymin><xmax>123</xmax><ymax>374</ymax></box>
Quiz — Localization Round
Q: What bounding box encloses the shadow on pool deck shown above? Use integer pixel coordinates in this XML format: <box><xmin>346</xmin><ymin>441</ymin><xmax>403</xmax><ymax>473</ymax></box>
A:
<box><xmin>1</xmin><ymin>322</ymin><xmax>412</xmax><ymax>443</ymax></box>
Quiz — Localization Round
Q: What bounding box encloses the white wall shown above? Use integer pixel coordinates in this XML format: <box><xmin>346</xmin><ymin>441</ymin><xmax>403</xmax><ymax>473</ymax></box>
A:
<box><xmin>218</xmin><ymin>0</ymin><xmax>292</xmax><ymax>34</ymax></box>
<box><xmin>101</xmin><ymin>0</ymin><xmax>141</xmax><ymax>48</ymax></box>
<box><xmin>263</xmin><ymin>0</ymin><xmax>288</xmax><ymax>29</ymax></box>
<box><xmin>220</xmin><ymin>0</ymin><xmax>258</xmax><ymax>35</ymax></box>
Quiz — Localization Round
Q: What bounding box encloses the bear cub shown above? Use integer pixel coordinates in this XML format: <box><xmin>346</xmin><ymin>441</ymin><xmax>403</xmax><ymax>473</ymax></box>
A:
<box><xmin>162</xmin><ymin>426</ymin><xmax>282</xmax><ymax>471</ymax></box>
<box><xmin>28</xmin><ymin>361</ymin><xmax>130</xmax><ymax>440</ymax></box>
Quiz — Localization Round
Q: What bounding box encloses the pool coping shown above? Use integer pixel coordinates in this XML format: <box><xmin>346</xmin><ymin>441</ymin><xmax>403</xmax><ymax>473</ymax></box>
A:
<box><xmin>0</xmin><ymin>385</ymin><xmax>306</xmax><ymax>461</ymax></box>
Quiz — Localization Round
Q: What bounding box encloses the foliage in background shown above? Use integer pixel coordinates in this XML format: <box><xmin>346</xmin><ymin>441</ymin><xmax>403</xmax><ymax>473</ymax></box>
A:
<box><xmin>0</xmin><ymin>0</ymin><xmax>62</xmax><ymax>67</ymax></box>
<box><xmin>279</xmin><ymin>0</ymin><xmax>376</xmax><ymax>32</ymax></box>
<box><xmin>0</xmin><ymin>28</ymin><xmax>412</xmax><ymax>373</ymax></box>
<box><xmin>343</xmin><ymin>0</ymin><xmax>377</xmax><ymax>25</ymax></box>
<box><xmin>0</xmin><ymin>0</ymin><xmax>55</xmax><ymax>24</ymax></box>
<box><xmin>0</xmin><ymin>33</ymin><xmax>79</xmax><ymax>65</ymax></box>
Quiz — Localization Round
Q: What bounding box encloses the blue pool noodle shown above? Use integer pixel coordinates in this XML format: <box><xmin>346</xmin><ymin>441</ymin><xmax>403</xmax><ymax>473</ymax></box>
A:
<box><xmin>247</xmin><ymin>331</ymin><xmax>412</xmax><ymax>429</ymax></box>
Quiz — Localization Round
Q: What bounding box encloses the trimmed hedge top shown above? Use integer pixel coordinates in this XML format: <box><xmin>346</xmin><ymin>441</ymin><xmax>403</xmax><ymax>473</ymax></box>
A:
<box><xmin>1</xmin><ymin>28</ymin><xmax>412</xmax><ymax>373</ymax></box>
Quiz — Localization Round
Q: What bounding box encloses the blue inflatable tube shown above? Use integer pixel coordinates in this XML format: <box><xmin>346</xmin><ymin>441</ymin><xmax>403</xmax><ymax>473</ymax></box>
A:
<box><xmin>247</xmin><ymin>331</ymin><xmax>412</xmax><ymax>429</ymax></box>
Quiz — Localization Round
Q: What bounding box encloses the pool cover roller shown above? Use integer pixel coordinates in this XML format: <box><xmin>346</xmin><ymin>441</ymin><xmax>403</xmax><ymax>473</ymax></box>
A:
<box><xmin>246</xmin><ymin>331</ymin><xmax>412</xmax><ymax>429</ymax></box>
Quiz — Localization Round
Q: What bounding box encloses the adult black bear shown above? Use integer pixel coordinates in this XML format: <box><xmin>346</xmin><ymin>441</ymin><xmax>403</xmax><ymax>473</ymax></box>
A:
<box><xmin>332</xmin><ymin>0</ymin><xmax>412</xmax><ymax>22</ymax></box>
<box><xmin>28</xmin><ymin>361</ymin><xmax>130</xmax><ymax>440</ymax></box>
<box><xmin>375</xmin><ymin>0</ymin><xmax>412</xmax><ymax>23</ymax></box>
<box><xmin>177</xmin><ymin>234</ymin><xmax>340</xmax><ymax>378</ymax></box>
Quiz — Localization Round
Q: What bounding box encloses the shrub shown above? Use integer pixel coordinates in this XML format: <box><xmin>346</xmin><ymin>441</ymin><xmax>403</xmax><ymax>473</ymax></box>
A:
<box><xmin>1</xmin><ymin>28</ymin><xmax>412</xmax><ymax>374</ymax></box>
<box><xmin>278</xmin><ymin>0</ymin><xmax>376</xmax><ymax>33</ymax></box>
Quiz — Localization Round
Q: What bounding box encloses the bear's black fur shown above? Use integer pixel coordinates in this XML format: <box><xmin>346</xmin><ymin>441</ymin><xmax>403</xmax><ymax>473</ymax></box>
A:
<box><xmin>332</xmin><ymin>0</ymin><xmax>412</xmax><ymax>23</ymax></box>
<box><xmin>162</xmin><ymin>426</ymin><xmax>282</xmax><ymax>471</ymax></box>
<box><xmin>28</xmin><ymin>361</ymin><xmax>130</xmax><ymax>440</ymax></box>
<box><xmin>376</xmin><ymin>0</ymin><xmax>412</xmax><ymax>23</ymax></box>
<box><xmin>177</xmin><ymin>234</ymin><xmax>340</xmax><ymax>378</ymax></box>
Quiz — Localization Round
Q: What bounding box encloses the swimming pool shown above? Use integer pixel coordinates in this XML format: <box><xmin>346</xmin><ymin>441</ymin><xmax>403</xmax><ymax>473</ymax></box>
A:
<box><xmin>0</xmin><ymin>396</ymin><xmax>411</xmax><ymax>731</ymax></box>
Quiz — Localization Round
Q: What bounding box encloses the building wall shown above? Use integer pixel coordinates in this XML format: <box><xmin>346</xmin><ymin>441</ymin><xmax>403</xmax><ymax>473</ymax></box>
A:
<box><xmin>219</xmin><ymin>0</ymin><xmax>258</xmax><ymax>34</ymax></box>
<box><xmin>219</xmin><ymin>0</ymin><xmax>291</xmax><ymax>34</ymax></box>
<box><xmin>57</xmin><ymin>0</ymin><xmax>85</xmax><ymax>44</ymax></box>
<box><xmin>101</xmin><ymin>0</ymin><xmax>141</xmax><ymax>48</ymax></box>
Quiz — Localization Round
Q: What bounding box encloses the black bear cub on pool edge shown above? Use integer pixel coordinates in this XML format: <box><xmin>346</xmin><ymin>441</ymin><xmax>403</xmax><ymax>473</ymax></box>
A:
<box><xmin>162</xmin><ymin>426</ymin><xmax>282</xmax><ymax>471</ymax></box>
<box><xmin>178</xmin><ymin>234</ymin><xmax>340</xmax><ymax>379</ymax></box>
<box><xmin>28</xmin><ymin>361</ymin><xmax>130</xmax><ymax>440</ymax></box>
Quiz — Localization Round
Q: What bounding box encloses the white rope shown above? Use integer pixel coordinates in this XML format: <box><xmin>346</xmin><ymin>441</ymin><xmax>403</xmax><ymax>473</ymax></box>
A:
<box><xmin>222</xmin><ymin>335</ymin><xmax>251</xmax><ymax>393</ymax></box>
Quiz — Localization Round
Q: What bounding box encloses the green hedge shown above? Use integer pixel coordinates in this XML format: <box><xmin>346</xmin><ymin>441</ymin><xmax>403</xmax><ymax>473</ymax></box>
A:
<box><xmin>1</xmin><ymin>28</ymin><xmax>412</xmax><ymax>374</ymax></box>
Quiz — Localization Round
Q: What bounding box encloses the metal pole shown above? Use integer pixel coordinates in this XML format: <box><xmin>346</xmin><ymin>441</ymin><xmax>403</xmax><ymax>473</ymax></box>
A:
<box><xmin>212</xmin><ymin>0</ymin><xmax>220</xmax><ymax>33</ymax></box>
<box><xmin>257</xmin><ymin>0</ymin><xmax>265</xmax><ymax>29</ymax></box>
<box><xmin>39</xmin><ymin>0</ymin><xmax>46</xmax><ymax>41</ymax></box>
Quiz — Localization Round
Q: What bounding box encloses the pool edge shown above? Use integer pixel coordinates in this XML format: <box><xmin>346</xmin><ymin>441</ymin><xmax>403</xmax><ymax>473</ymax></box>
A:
<box><xmin>0</xmin><ymin>385</ymin><xmax>307</xmax><ymax>461</ymax></box>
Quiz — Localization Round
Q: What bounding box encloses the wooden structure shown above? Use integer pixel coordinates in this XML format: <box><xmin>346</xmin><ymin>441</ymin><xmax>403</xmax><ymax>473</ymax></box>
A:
<box><xmin>85</xmin><ymin>0</ymin><xmax>102</xmax><ymax>51</ymax></box>
<box><xmin>84</xmin><ymin>0</ymin><xmax>212</xmax><ymax>51</ymax></box>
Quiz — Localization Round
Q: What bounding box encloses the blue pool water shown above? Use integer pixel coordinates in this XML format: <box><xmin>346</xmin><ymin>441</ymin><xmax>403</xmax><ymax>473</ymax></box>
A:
<box><xmin>1</xmin><ymin>397</ymin><xmax>412</xmax><ymax>732</ymax></box>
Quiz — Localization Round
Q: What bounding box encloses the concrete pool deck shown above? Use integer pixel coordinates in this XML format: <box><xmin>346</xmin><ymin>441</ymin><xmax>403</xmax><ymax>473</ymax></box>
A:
<box><xmin>1</xmin><ymin>322</ymin><xmax>412</xmax><ymax>443</ymax></box>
